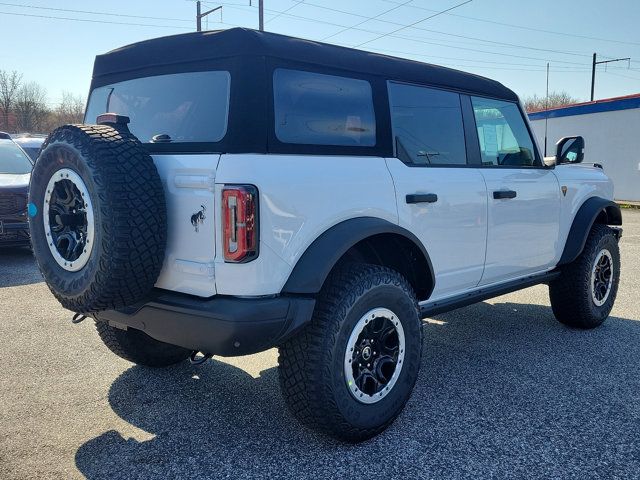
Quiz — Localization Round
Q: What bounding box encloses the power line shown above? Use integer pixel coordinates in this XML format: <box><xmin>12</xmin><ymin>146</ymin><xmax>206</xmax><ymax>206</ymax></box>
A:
<box><xmin>354</xmin><ymin>0</ymin><xmax>474</xmax><ymax>47</ymax></box>
<box><xmin>0</xmin><ymin>1</ymin><xmax>193</xmax><ymax>23</ymax></box>
<box><xmin>603</xmin><ymin>71</ymin><xmax>640</xmax><ymax>82</ymax></box>
<box><xmin>378</xmin><ymin>0</ymin><xmax>640</xmax><ymax>46</ymax></box>
<box><xmin>321</xmin><ymin>0</ymin><xmax>413</xmax><ymax>41</ymax></box>
<box><xmin>0</xmin><ymin>10</ymin><xmax>191</xmax><ymax>28</ymax></box>
<box><xmin>3</xmin><ymin>1</ymin><xmax>626</xmax><ymax>79</ymax></box>
<box><xmin>266</xmin><ymin>0</ymin><xmax>304</xmax><ymax>25</ymax></box>
<box><xmin>365</xmin><ymin>46</ymin><xmax>591</xmax><ymax>72</ymax></box>
<box><xmin>302</xmin><ymin>1</ymin><xmax>590</xmax><ymax>59</ymax></box>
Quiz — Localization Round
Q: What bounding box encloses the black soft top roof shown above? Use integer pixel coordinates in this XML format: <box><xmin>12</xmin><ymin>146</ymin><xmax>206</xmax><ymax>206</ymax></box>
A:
<box><xmin>93</xmin><ymin>28</ymin><xmax>518</xmax><ymax>101</ymax></box>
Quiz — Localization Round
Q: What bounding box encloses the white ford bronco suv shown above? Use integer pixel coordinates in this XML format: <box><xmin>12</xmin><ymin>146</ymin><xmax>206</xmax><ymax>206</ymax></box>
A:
<box><xmin>28</xmin><ymin>29</ymin><xmax>622</xmax><ymax>442</ymax></box>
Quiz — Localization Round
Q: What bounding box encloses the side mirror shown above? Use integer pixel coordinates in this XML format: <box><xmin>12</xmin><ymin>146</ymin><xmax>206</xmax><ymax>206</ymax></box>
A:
<box><xmin>556</xmin><ymin>136</ymin><xmax>585</xmax><ymax>164</ymax></box>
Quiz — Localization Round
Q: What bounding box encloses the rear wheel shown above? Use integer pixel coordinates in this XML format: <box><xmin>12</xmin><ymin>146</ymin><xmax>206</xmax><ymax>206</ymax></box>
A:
<box><xmin>549</xmin><ymin>224</ymin><xmax>620</xmax><ymax>329</ymax></box>
<box><xmin>278</xmin><ymin>263</ymin><xmax>423</xmax><ymax>442</ymax></box>
<box><xmin>96</xmin><ymin>322</ymin><xmax>191</xmax><ymax>367</ymax></box>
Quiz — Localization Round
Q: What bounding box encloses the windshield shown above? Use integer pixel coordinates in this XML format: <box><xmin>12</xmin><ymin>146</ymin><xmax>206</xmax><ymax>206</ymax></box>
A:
<box><xmin>85</xmin><ymin>71</ymin><xmax>231</xmax><ymax>143</ymax></box>
<box><xmin>0</xmin><ymin>141</ymin><xmax>33</xmax><ymax>174</ymax></box>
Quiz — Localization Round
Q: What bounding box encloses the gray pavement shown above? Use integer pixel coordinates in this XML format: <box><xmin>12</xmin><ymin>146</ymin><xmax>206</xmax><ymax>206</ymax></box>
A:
<box><xmin>1</xmin><ymin>211</ymin><xmax>639</xmax><ymax>479</ymax></box>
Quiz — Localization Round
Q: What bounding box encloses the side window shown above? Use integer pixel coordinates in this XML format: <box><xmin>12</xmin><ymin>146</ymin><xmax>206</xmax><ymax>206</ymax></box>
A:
<box><xmin>388</xmin><ymin>82</ymin><xmax>467</xmax><ymax>166</ymax></box>
<box><xmin>471</xmin><ymin>97</ymin><xmax>537</xmax><ymax>167</ymax></box>
<box><xmin>273</xmin><ymin>69</ymin><xmax>376</xmax><ymax>146</ymax></box>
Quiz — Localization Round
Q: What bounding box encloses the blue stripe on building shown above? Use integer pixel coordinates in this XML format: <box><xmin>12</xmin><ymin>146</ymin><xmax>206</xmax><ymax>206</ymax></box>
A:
<box><xmin>528</xmin><ymin>95</ymin><xmax>640</xmax><ymax>121</ymax></box>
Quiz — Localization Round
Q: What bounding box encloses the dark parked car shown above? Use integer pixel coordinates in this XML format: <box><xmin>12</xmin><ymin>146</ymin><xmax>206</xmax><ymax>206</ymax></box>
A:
<box><xmin>0</xmin><ymin>133</ymin><xmax>32</xmax><ymax>247</ymax></box>
<box><xmin>12</xmin><ymin>134</ymin><xmax>45</xmax><ymax>162</ymax></box>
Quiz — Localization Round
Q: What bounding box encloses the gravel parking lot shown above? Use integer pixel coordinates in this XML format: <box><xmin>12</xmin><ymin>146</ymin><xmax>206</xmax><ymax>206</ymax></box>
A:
<box><xmin>1</xmin><ymin>210</ymin><xmax>639</xmax><ymax>480</ymax></box>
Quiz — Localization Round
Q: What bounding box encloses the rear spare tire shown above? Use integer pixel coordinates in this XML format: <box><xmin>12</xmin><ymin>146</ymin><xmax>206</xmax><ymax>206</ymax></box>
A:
<box><xmin>28</xmin><ymin>124</ymin><xmax>166</xmax><ymax>313</ymax></box>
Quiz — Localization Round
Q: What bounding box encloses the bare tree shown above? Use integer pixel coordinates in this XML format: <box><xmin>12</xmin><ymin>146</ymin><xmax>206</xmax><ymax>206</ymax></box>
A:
<box><xmin>523</xmin><ymin>91</ymin><xmax>581</xmax><ymax>113</ymax></box>
<box><xmin>55</xmin><ymin>91</ymin><xmax>85</xmax><ymax>125</ymax></box>
<box><xmin>14</xmin><ymin>82</ymin><xmax>49</xmax><ymax>133</ymax></box>
<box><xmin>0</xmin><ymin>70</ymin><xmax>22</xmax><ymax>132</ymax></box>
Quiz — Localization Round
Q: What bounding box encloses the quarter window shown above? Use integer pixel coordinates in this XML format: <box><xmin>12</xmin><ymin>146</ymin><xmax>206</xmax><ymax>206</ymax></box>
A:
<box><xmin>273</xmin><ymin>69</ymin><xmax>376</xmax><ymax>146</ymax></box>
<box><xmin>471</xmin><ymin>97</ymin><xmax>537</xmax><ymax>167</ymax></box>
<box><xmin>388</xmin><ymin>82</ymin><xmax>467</xmax><ymax>166</ymax></box>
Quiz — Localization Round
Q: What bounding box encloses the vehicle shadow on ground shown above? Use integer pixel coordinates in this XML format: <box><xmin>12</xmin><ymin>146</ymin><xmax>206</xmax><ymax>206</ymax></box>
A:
<box><xmin>0</xmin><ymin>247</ymin><xmax>42</xmax><ymax>287</ymax></box>
<box><xmin>75</xmin><ymin>301</ymin><xmax>640</xmax><ymax>479</ymax></box>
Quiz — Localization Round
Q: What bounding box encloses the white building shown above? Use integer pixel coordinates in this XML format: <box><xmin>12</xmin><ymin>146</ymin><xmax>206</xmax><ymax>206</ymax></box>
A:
<box><xmin>529</xmin><ymin>94</ymin><xmax>640</xmax><ymax>202</ymax></box>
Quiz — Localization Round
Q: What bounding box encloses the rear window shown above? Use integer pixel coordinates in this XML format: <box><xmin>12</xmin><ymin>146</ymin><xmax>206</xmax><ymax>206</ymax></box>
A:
<box><xmin>21</xmin><ymin>147</ymin><xmax>40</xmax><ymax>161</ymax></box>
<box><xmin>273</xmin><ymin>69</ymin><xmax>376</xmax><ymax>147</ymax></box>
<box><xmin>0</xmin><ymin>141</ymin><xmax>33</xmax><ymax>174</ymax></box>
<box><xmin>84</xmin><ymin>71</ymin><xmax>231</xmax><ymax>143</ymax></box>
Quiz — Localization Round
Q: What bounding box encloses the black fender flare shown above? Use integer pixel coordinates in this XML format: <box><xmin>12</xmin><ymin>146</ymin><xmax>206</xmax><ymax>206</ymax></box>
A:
<box><xmin>558</xmin><ymin>197</ymin><xmax>622</xmax><ymax>266</ymax></box>
<box><xmin>282</xmin><ymin>217</ymin><xmax>435</xmax><ymax>296</ymax></box>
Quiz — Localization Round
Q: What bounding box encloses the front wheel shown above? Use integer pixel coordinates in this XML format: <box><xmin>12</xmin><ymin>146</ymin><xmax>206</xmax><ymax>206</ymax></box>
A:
<box><xmin>549</xmin><ymin>224</ymin><xmax>621</xmax><ymax>329</ymax></box>
<box><xmin>278</xmin><ymin>264</ymin><xmax>423</xmax><ymax>442</ymax></box>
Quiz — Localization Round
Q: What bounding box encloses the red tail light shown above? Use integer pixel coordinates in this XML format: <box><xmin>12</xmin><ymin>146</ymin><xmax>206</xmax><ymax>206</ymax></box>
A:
<box><xmin>222</xmin><ymin>185</ymin><xmax>258</xmax><ymax>263</ymax></box>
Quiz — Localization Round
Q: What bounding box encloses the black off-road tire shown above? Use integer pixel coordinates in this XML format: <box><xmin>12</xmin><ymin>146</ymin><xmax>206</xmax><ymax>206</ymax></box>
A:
<box><xmin>96</xmin><ymin>322</ymin><xmax>191</xmax><ymax>367</ymax></box>
<box><xmin>28</xmin><ymin>124</ymin><xmax>166</xmax><ymax>313</ymax></box>
<box><xmin>549</xmin><ymin>224</ymin><xmax>620</xmax><ymax>329</ymax></box>
<box><xmin>278</xmin><ymin>263</ymin><xmax>423</xmax><ymax>442</ymax></box>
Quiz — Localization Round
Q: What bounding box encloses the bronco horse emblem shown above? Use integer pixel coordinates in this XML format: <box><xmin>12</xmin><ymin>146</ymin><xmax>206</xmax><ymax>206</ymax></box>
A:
<box><xmin>191</xmin><ymin>205</ymin><xmax>206</xmax><ymax>232</ymax></box>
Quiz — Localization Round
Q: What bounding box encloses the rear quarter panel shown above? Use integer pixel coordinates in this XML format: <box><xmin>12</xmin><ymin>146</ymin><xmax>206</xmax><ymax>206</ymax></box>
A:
<box><xmin>214</xmin><ymin>154</ymin><xmax>398</xmax><ymax>296</ymax></box>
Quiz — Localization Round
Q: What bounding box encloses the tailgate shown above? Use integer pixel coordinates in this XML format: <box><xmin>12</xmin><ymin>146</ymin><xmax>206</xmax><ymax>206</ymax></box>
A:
<box><xmin>152</xmin><ymin>154</ymin><xmax>219</xmax><ymax>297</ymax></box>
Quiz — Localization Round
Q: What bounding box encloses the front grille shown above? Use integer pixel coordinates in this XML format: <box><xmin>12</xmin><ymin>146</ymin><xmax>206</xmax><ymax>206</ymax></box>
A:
<box><xmin>0</xmin><ymin>193</ymin><xmax>27</xmax><ymax>216</ymax></box>
<box><xmin>0</xmin><ymin>229</ymin><xmax>29</xmax><ymax>243</ymax></box>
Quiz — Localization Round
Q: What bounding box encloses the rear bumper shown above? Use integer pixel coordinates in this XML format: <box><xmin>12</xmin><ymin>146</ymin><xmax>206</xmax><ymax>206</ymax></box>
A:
<box><xmin>93</xmin><ymin>290</ymin><xmax>316</xmax><ymax>357</ymax></box>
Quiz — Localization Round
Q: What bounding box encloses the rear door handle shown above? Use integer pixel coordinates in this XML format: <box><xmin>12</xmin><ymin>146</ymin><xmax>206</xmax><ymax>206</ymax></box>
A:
<box><xmin>493</xmin><ymin>190</ymin><xmax>517</xmax><ymax>200</ymax></box>
<box><xmin>406</xmin><ymin>193</ymin><xmax>438</xmax><ymax>204</ymax></box>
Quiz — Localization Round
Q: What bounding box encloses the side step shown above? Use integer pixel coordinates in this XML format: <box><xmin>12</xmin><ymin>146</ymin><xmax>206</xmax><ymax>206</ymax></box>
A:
<box><xmin>420</xmin><ymin>271</ymin><xmax>561</xmax><ymax>318</ymax></box>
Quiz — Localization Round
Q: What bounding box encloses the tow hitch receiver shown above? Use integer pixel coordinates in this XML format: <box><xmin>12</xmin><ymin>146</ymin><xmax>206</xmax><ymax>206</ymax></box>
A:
<box><xmin>189</xmin><ymin>351</ymin><xmax>213</xmax><ymax>365</ymax></box>
<box><xmin>71</xmin><ymin>313</ymin><xmax>88</xmax><ymax>324</ymax></box>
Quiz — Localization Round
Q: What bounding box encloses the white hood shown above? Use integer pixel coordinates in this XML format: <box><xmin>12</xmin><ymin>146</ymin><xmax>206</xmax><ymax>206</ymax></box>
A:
<box><xmin>0</xmin><ymin>173</ymin><xmax>30</xmax><ymax>188</ymax></box>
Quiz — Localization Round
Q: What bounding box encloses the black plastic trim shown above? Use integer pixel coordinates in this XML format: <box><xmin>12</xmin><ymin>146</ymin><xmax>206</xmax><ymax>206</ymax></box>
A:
<box><xmin>421</xmin><ymin>271</ymin><xmax>561</xmax><ymax>317</ymax></box>
<box><xmin>93</xmin><ymin>290</ymin><xmax>316</xmax><ymax>357</ymax></box>
<box><xmin>460</xmin><ymin>94</ymin><xmax>482</xmax><ymax>166</ymax></box>
<box><xmin>282</xmin><ymin>216</ymin><xmax>435</xmax><ymax>297</ymax></box>
<box><xmin>558</xmin><ymin>197</ymin><xmax>623</xmax><ymax>266</ymax></box>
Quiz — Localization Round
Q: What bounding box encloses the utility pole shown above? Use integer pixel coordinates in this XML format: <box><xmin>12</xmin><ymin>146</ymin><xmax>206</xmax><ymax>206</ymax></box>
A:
<box><xmin>259</xmin><ymin>0</ymin><xmax>264</xmax><ymax>31</ymax></box>
<box><xmin>590</xmin><ymin>53</ymin><xmax>631</xmax><ymax>101</ymax></box>
<box><xmin>544</xmin><ymin>62</ymin><xmax>549</xmax><ymax>157</ymax></box>
<box><xmin>249</xmin><ymin>0</ymin><xmax>265</xmax><ymax>31</ymax></box>
<box><xmin>196</xmin><ymin>1</ymin><xmax>222</xmax><ymax>32</ymax></box>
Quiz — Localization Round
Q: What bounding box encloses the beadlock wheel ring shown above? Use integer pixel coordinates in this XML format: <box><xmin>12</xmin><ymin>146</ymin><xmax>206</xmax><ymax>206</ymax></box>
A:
<box><xmin>43</xmin><ymin>168</ymin><xmax>95</xmax><ymax>272</ymax></box>
<box><xmin>344</xmin><ymin>307</ymin><xmax>406</xmax><ymax>405</ymax></box>
<box><xmin>591</xmin><ymin>249</ymin><xmax>614</xmax><ymax>307</ymax></box>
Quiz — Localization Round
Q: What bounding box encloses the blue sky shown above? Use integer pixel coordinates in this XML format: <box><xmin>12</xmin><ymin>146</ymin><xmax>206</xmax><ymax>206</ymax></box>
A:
<box><xmin>1</xmin><ymin>0</ymin><xmax>639</xmax><ymax>107</ymax></box>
